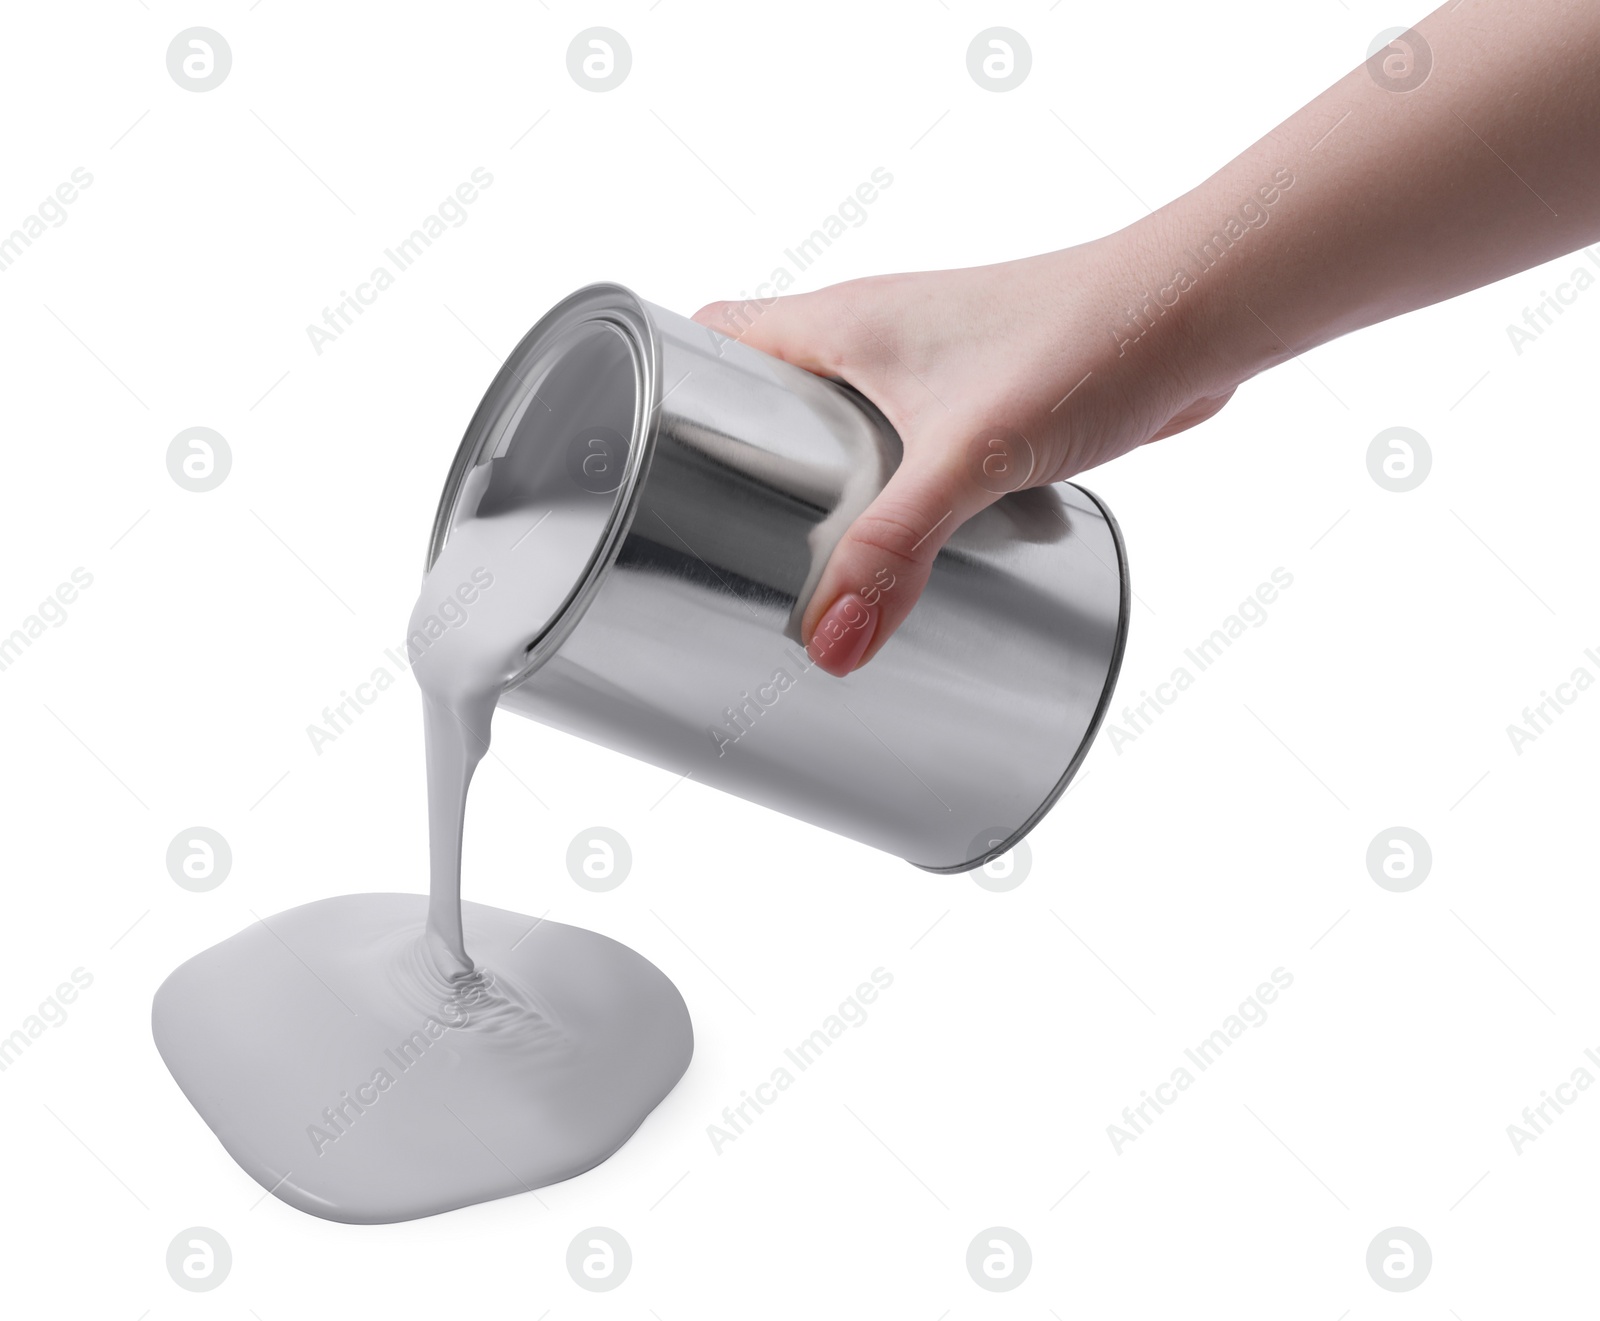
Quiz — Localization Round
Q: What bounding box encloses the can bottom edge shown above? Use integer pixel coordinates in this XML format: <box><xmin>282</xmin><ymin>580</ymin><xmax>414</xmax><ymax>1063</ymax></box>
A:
<box><xmin>908</xmin><ymin>482</ymin><xmax>1132</xmax><ymax>876</ymax></box>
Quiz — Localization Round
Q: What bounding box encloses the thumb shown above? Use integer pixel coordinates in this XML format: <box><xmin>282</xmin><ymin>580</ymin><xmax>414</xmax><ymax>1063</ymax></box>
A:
<box><xmin>692</xmin><ymin>291</ymin><xmax>849</xmax><ymax>377</ymax></box>
<box><xmin>802</xmin><ymin>441</ymin><xmax>997</xmax><ymax>677</ymax></box>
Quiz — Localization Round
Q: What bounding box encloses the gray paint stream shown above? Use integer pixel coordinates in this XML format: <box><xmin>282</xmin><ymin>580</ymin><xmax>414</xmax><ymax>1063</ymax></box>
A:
<box><xmin>153</xmin><ymin>512</ymin><xmax>694</xmax><ymax>1224</ymax></box>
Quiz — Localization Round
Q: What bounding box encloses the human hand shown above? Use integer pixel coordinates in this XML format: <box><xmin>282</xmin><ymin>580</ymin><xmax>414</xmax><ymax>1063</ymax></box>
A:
<box><xmin>694</xmin><ymin>0</ymin><xmax>1600</xmax><ymax>678</ymax></box>
<box><xmin>693</xmin><ymin>242</ymin><xmax>1238</xmax><ymax>675</ymax></box>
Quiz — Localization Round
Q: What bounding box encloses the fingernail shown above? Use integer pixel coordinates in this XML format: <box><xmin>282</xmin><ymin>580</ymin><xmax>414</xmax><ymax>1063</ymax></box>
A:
<box><xmin>807</xmin><ymin>592</ymin><xmax>877</xmax><ymax>677</ymax></box>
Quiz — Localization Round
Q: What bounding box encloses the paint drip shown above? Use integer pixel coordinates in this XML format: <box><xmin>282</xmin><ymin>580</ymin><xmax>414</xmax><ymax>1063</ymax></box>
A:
<box><xmin>153</xmin><ymin>490</ymin><xmax>693</xmax><ymax>1224</ymax></box>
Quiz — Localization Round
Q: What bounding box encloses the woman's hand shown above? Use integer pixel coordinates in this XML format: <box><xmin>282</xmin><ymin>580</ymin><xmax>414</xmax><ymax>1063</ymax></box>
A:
<box><xmin>695</xmin><ymin>0</ymin><xmax>1600</xmax><ymax>677</ymax></box>
<box><xmin>693</xmin><ymin>240</ymin><xmax>1237</xmax><ymax>675</ymax></box>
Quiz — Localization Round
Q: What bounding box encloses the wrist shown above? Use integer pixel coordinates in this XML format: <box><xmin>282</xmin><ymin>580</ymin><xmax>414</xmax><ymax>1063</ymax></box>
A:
<box><xmin>1109</xmin><ymin>167</ymin><xmax>1306</xmax><ymax>397</ymax></box>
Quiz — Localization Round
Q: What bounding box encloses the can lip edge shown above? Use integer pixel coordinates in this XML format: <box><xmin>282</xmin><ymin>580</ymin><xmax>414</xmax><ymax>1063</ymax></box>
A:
<box><xmin>908</xmin><ymin>481</ymin><xmax>1132</xmax><ymax>876</ymax></box>
<box><xmin>425</xmin><ymin>282</ymin><xmax>663</xmax><ymax>688</ymax></box>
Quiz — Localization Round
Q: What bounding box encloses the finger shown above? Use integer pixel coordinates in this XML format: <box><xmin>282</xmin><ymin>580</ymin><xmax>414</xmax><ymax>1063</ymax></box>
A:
<box><xmin>1148</xmin><ymin>386</ymin><xmax>1236</xmax><ymax>441</ymax></box>
<box><xmin>691</xmin><ymin>292</ymin><xmax>850</xmax><ymax>376</ymax></box>
<box><xmin>802</xmin><ymin>444</ymin><xmax>996</xmax><ymax>677</ymax></box>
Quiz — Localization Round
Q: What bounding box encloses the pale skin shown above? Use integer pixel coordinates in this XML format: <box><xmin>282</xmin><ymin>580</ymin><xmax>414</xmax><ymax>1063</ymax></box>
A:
<box><xmin>693</xmin><ymin>0</ymin><xmax>1600</xmax><ymax>676</ymax></box>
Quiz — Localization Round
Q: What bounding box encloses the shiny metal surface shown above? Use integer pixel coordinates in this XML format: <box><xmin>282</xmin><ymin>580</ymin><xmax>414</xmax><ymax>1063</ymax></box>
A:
<box><xmin>426</xmin><ymin>283</ymin><xmax>1128</xmax><ymax>871</ymax></box>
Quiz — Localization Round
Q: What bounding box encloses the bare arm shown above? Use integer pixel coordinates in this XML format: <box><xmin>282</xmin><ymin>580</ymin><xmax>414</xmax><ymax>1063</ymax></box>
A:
<box><xmin>695</xmin><ymin>0</ymin><xmax>1600</xmax><ymax>675</ymax></box>
<box><xmin>1161</xmin><ymin>0</ymin><xmax>1600</xmax><ymax>392</ymax></box>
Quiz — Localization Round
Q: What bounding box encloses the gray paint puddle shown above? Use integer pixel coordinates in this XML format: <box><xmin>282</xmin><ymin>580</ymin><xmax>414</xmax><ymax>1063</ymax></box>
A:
<box><xmin>154</xmin><ymin>503</ymin><xmax>693</xmax><ymax>1223</ymax></box>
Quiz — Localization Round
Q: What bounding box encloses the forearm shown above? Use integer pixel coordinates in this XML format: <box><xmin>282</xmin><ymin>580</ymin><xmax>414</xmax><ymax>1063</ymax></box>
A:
<box><xmin>695</xmin><ymin>0</ymin><xmax>1600</xmax><ymax>669</ymax></box>
<box><xmin>1121</xmin><ymin>0</ymin><xmax>1600</xmax><ymax>393</ymax></box>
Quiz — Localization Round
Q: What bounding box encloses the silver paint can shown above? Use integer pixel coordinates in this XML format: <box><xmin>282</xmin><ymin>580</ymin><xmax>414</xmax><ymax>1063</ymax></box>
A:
<box><xmin>426</xmin><ymin>283</ymin><xmax>1128</xmax><ymax>871</ymax></box>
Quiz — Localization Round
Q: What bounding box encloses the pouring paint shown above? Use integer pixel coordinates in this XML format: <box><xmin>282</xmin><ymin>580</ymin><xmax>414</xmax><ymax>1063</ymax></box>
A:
<box><xmin>152</xmin><ymin>281</ymin><xmax>1127</xmax><ymax>1223</ymax></box>
<box><xmin>151</xmin><ymin>471</ymin><xmax>694</xmax><ymax>1225</ymax></box>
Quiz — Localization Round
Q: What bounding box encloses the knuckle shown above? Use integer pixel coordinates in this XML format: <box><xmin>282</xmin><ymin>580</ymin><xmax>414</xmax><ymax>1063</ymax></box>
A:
<box><xmin>847</xmin><ymin>510</ymin><xmax>939</xmax><ymax>566</ymax></box>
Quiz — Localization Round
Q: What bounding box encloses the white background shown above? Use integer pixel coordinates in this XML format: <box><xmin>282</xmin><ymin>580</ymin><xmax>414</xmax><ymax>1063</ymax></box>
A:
<box><xmin>2</xmin><ymin>0</ymin><xmax>1595</xmax><ymax>1315</ymax></box>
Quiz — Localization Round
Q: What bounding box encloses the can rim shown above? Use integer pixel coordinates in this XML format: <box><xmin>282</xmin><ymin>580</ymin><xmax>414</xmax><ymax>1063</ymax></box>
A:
<box><xmin>424</xmin><ymin>282</ymin><xmax>662</xmax><ymax>691</ymax></box>
<box><xmin>910</xmin><ymin>482</ymin><xmax>1132</xmax><ymax>876</ymax></box>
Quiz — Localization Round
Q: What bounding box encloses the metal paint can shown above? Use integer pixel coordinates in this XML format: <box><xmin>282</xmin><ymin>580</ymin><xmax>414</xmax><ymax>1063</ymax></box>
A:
<box><xmin>426</xmin><ymin>283</ymin><xmax>1128</xmax><ymax>871</ymax></box>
